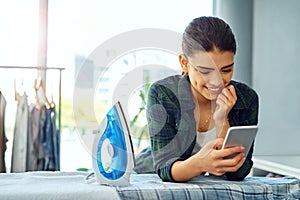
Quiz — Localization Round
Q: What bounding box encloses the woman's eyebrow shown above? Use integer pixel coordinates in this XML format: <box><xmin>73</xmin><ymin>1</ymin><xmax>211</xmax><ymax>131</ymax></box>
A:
<box><xmin>221</xmin><ymin>62</ymin><xmax>234</xmax><ymax>69</ymax></box>
<box><xmin>196</xmin><ymin>66</ymin><xmax>214</xmax><ymax>70</ymax></box>
<box><xmin>196</xmin><ymin>62</ymin><xmax>234</xmax><ymax>70</ymax></box>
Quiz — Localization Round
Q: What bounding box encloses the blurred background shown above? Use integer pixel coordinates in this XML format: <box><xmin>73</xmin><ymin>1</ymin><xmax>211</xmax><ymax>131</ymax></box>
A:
<box><xmin>0</xmin><ymin>0</ymin><xmax>299</xmax><ymax>178</ymax></box>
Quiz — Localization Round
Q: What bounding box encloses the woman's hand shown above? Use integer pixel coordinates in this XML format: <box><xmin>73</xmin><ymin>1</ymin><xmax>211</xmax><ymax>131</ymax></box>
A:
<box><xmin>213</xmin><ymin>85</ymin><xmax>237</xmax><ymax>138</ymax></box>
<box><xmin>213</xmin><ymin>85</ymin><xmax>237</xmax><ymax>124</ymax></box>
<box><xmin>171</xmin><ymin>138</ymin><xmax>245</xmax><ymax>181</ymax></box>
<box><xmin>195</xmin><ymin>138</ymin><xmax>245</xmax><ymax>176</ymax></box>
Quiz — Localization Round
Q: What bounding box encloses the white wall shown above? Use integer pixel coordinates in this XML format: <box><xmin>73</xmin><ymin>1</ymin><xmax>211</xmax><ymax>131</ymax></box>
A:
<box><xmin>252</xmin><ymin>0</ymin><xmax>300</xmax><ymax>155</ymax></box>
<box><xmin>213</xmin><ymin>0</ymin><xmax>253</xmax><ymax>86</ymax></box>
<box><xmin>214</xmin><ymin>0</ymin><xmax>300</xmax><ymax>156</ymax></box>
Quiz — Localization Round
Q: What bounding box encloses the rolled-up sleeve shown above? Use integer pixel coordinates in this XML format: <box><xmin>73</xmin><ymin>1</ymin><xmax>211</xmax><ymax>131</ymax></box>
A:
<box><xmin>147</xmin><ymin>83</ymin><xmax>195</xmax><ymax>182</ymax></box>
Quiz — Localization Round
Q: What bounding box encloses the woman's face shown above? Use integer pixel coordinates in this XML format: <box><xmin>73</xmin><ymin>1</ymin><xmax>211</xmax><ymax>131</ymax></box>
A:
<box><xmin>181</xmin><ymin>49</ymin><xmax>234</xmax><ymax>101</ymax></box>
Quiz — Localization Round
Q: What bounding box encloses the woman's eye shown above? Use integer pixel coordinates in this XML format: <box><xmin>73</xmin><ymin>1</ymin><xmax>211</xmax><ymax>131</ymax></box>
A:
<box><xmin>222</xmin><ymin>69</ymin><xmax>232</xmax><ymax>73</ymax></box>
<box><xmin>200</xmin><ymin>71</ymin><xmax>210</xmax><ymax>75</ymax></box>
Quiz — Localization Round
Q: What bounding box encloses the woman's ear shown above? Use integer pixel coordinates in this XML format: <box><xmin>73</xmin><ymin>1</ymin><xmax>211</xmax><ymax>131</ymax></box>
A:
<box><xmin>179</xmin><ymin>54</ymin><xmax>189</xmax><ymax>74</ymax></box>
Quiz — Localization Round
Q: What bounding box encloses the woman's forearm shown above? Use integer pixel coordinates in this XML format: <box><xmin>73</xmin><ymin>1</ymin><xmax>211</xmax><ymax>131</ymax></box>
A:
<box><xmin>170</xmin><ymin>156</ymin><xmax>204</xmax><ymax>182</ymax></box>
<box><xmin>216</xmin><ymin>119</ymin><xmax>230</xmax><ymax>139</ymax></box>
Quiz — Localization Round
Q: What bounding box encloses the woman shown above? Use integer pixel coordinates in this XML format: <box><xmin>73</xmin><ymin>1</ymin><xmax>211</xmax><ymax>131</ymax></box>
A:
<box><xmin>135</xmin><ymin>16</ymin><xmax>259</xmax><ymax>182</ymax></box>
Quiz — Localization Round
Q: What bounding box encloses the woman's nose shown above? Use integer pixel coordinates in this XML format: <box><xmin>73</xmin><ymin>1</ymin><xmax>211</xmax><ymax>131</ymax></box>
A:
<box><xmin>207</xmin><ymin>71</ymin><xmax>223</xmax><ymax>86</ymax></box>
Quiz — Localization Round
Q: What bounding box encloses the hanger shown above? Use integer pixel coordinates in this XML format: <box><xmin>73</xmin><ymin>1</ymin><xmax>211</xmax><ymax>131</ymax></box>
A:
<box><xmin>48</xmin><ymin>82</ymin><xmax>55</xmax><ymax>108</ymax></box>
<box><xmin>50</xmin><ymin>93</ymin><xmax>55</xmax><ymax>108</ymax></box>
<box><xmin>33</xmin><ymin>79</ymin><xmax>43</xmax><ymax>110</ymax></box>
<box><xmin>14</xmin><ymin>79</ymin><xmax>20</xmax><ymax>103</ymax></box>
<box><xmin>35</xmin><ymin>78</ymin><xmax>51</xmax><ymax>108</ymax></box>
<box><xmin>14</xmin><ymin>79</ymin><xmax>26</xmax><ymax>103</ymax></box>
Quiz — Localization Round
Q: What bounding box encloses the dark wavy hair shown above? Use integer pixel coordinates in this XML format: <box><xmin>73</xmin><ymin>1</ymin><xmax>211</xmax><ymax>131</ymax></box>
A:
<box><xmin>182</xmin><ymin>16</ymin><xmax>236</xmax><ymax>57</ymax></box>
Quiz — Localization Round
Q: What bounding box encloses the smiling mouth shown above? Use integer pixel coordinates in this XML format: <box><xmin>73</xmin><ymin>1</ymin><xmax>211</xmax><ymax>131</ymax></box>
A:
<box><xmin>207</xmin><ymin>87</ymin><xmax>222</xmax><ymax>94</ymax></box>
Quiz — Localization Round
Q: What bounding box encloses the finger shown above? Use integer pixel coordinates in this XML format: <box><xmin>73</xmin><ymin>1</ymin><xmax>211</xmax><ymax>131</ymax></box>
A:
<box><xmin>209</xmin><ymin>153</ymin><xmax>245</xmax><ymax>175</ymax></box>
<box><xmin>222</xmin><ymin>156</ymin><xmax>246</xmax><ymax>173</ymax></box>
<box><xmin>217</xmin><ymin>89</ymin><xmax>236</xmax><ymax>109</ymax></box>
<box><xmin>226</xmin><ymin>85</ymin><xmax>237</xmax><ymax>100</ymax></box>
<box><xmin>219</xmin><ymin>146</ymin><xmax>245</xmax><ymax>158</ymax></box>
<box><xmin>217</xmin><ymin>93</ymin><xmax>228</xmax><ymax>104</ymax></box>
<box><xmin>221</xmin><ymin>87</ymin><xmax>235</xmax><ymax>102</ymax></box>
<box><xmin>213</xmin><ymin>138</ymin><xmax>224</xmax><ymax>150</ymax></box>
<box><xmin>219</xmin><ymin>153</ymin><xmax>245</xmax><ymax>167</ymax></box>
<box><xmin>205</xmin><ymin>138</ymin><xmax>223</xmax><ymax>149</ymax></box>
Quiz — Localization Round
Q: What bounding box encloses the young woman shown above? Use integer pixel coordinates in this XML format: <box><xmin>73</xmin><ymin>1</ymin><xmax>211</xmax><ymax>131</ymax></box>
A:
<box><xmin>135</xmin><ymin>16</ymin><xmax>259</xmax><ymax>182</ymax></box>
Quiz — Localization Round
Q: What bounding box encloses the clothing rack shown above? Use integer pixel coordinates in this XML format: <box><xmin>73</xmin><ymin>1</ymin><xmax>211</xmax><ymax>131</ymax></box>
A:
<box><xmin>0</xmin><ymin>66</ymin><xmax>65</xmax><ymax>132</ymax></box>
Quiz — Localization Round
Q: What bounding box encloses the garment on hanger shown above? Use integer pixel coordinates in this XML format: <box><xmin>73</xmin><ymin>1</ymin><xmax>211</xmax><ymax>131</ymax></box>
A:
<box><xmin>0</xmin><ymin>91</ymin><xmax>8</xmax><ymax>173</ymax></box>
<box><xmin>38</xmin><ymin>104</ymin><xmax>60</xmax><ymax>171</ymax></box>
<box><xmin>35</xmin><ymin>80</ymin><xmax>60</xmax><ymax>171</ymax></box>
<box><xmin>11</xmin><ymin>80</ymin><xmax>60</xmax><ymax>172</ymax></box>
<box><xmin>11</xmin><ymin>94</ymin><xmax>28</xmax><ymax>173</ymax></box>
<box><xmin>51</xmin><ymin>104</ymin><xmax>60</xmax><ymax>171</ymax></box>
<box><xmin>26</xmin><ymin>104</ymin><xmax>41</xmax><ymax>171</ymax></box>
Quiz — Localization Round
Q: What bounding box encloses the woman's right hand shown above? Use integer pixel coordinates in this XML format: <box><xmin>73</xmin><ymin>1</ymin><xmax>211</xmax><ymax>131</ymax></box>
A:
<box><xmin>171</xmin><ymin>138</ymin><xmax>245</xmax><ymax>181</ymax></box>
<box><xmin>195</xmin><ymin>138</ymin><xmax>245</xmax><ymax>176</ymax></box>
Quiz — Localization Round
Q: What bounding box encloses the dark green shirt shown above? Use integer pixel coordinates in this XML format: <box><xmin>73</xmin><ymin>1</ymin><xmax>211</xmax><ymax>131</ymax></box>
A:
<box><xmin>137</xmin><ymin>74</ymin><xmax>259</xmax><ymax>182</ymax></box>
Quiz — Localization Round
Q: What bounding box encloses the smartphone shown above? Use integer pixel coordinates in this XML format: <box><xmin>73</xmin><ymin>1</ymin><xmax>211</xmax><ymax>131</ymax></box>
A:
<box><xmin>221</xmin><ymin>125</ymin><xmax>258</xmax><ymax>159</ymax></box>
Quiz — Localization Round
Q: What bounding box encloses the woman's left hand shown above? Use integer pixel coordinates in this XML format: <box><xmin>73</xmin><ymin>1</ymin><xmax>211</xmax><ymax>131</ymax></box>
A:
<box><xmin>196</xmin><ymin>138</ymin><xmax>246</xmax><ymax>176</ymax></box>
<box><xmin>213</xmin><ymin>85</ymin><xmax>237</xmax><ymax>123</ymax></box>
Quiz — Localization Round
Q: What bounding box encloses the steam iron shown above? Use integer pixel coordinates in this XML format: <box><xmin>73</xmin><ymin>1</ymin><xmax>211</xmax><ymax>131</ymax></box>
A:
<box><xmin>90</xmin><ymin>101</ymin><xmax>135</xmax><ymax>186</ymax></box>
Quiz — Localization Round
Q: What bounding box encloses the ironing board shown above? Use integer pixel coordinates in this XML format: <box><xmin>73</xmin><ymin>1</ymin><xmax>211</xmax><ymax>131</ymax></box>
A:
<box><xmin>0</xmin><ymin>171</ymin><xmax>299</xmax><ymax>200</ymax></box>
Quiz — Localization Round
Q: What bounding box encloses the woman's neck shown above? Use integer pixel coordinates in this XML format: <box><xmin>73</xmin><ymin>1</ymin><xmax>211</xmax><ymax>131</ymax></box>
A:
<box><xmin>190</xmin><ymin>86</ymin><xmax>217</xmax><ymax>132</ymax></box>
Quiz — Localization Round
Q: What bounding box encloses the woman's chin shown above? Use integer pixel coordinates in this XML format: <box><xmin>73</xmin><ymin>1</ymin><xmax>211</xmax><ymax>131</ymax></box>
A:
<box><xmin>204</xmin><ymin>93</ymin><xmax>218</xmax><ymax>101</ymax></box>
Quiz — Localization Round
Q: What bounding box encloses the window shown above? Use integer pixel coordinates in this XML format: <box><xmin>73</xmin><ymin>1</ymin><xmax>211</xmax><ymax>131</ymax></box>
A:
<box><xmin>1</xmin><ymin>0</ymin><xmax>213</xmax><ymax>172</ymax></box>
<box><xmin>0</xmin><ymin>0</ymin><xmax>40</xmax><ymax>172</ymax></box>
